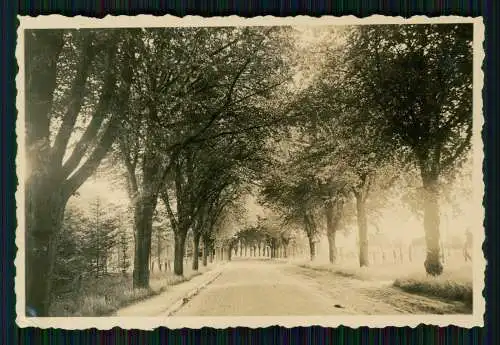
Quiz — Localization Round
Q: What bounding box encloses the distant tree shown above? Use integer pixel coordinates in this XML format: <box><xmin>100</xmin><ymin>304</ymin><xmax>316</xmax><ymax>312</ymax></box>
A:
<box><xmin>260</xmin><ymin>166</ymin><xmax>325</xmax><ymax>261</ymax></box>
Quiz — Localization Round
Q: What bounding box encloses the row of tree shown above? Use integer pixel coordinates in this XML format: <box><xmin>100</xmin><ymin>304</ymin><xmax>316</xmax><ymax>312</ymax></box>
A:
<box><xmin>259</xmin><ymin>24</ymin><xmax>473</xmax><ymax>275</ymax></box>
<box><xmin>25</xmin><ymin>24</ymin><xmax>473</xmax><ymax>316</ymax></box>
<box><xmin>25</xmin><ymin>26</ymin><xmax>296</xmax><ymax>316</ymax></box>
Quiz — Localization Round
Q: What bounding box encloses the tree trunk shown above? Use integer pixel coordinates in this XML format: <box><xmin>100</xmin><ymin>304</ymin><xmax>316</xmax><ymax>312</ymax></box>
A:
<box><xmin>422</xmin><ymin>173</ymin><xmax>443</xmax><ymax>275</ymax></box>
<box><xmin>327</xmin><ymin>235</ymin><xmax>337</xmax><ymax>264</ymax></box>
<box><xmin>283</xmin><ymin>244</ymin><xmax>288</xmax><ymax>258</ymax></box>
<box><xmin>156</xmin><ymin>229</ymin><xmax>162</xmax><ymax>272</ymax></box>
<box><xmin>25</xmin><ymin>181</ymin><xmax>67</xmax><ymax>316</ymax></box>
<box><xmin>408</xmin><ymin>244</ymin><xmax>413</xmax><ymax>262</ymax></box>
<box><xmin>203</xmin><ymin>238</ymin><xmax>210</xmax><ymax>267</ymax></box>
<box><xmin>132</xmin><ymin>195</ymin><xmax>156</xmax><ymax>288</ymax></box>
<box><xmin>192</xmin><ymin>233</ymin><xmax>201</xmax><ymax>271</ymax></box>
<box><xmin>355</xmin><ymin>193</ymin><xmax>369</xmax><ymax>267</ymax></box>
<box><xmin>174</xmin><ymin>231</ymin><xmax>187</xmax><ymax>276</ymax></box>
<box><xmin>440</xmin><ymin>241</ymin><xmax>446</xmax><ymax>264</ymax></box>
<box><xmin>202</xmin><ymin>239</ymin><xmax>208</xmax><ymax>267</ymax></box>
<box><xmin>325</xmin><ymin>200</ymin><xmax>342</xmax><ymax>264</ymax></box>
<box><xmin>308</xmin><ymin>236</ymin><xmax>316</xmax><ymax>261</ymax></box>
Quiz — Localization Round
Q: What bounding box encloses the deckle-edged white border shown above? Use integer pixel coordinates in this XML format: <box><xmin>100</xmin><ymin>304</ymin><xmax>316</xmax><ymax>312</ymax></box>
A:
<box><xmin>15</xmin><ymin>14</ymin><xmax>486</xmax><ymax>330</ymax></box>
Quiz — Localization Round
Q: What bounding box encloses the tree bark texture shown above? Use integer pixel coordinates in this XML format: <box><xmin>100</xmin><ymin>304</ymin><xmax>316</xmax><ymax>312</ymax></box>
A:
<box><xmin>174</xmin><ymin>231</ymin><xmax>188</xmax><ymax>276</ymax></box>
<box><xmin>133</xmin><ymin>195</ymin><xmax>156</xmax><ymax>288</ymax></box>
<box><xmin>422</xmin><ymin>172</ymin><xmax>443</xmax><ymax>275</ymax></box>
<box><xmin>25</xmin><ymin>178</ymin><xmax>68</xmax><ymax>316</ymax></box>
<box><xmin>355</xmin><ymin>193</ymin><xmax>369</xmax><ymax>267</ymax></box>
<box><xmin>308</xmin><ymin>236</ymin><xmax>316</xmax><ymax>261</ymax></box>
<box><xmin>192</xmin><ymin>233</ymin><xmax>201</xmax><ymax>271</ymax></box>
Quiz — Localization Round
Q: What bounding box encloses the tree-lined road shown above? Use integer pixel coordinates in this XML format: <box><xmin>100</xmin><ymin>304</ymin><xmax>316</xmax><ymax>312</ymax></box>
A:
<box><xmin>170</xmin><ymin>260</ymin><xmax>470</xmax><ymax>316</ymax></box>
<box><xmin>25</xmin><ymin>25</ymin><xmax>474</xmax><ymax>317</ymax></box>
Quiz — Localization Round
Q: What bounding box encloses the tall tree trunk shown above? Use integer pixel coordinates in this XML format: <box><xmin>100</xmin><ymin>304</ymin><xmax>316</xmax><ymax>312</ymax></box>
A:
<box><xmin>327</xmin><ymin>235</ymin><xmax>337</xmax><ymax>264</ymax></box>
<box><xmin>422</xmin><ymin>172</ymin><xmax>443</xmax><ymax>275</ymax></box>
<box><xmin>308</xmin><ymin>236</ymin><xmax>316</xmax><ymax>261</ymax></box>
<box><xmin>325</xmin><ymin>199</ymin><xmax>342</xmax><ymax>264</ymax></box>
<box><xmin>202</xmin><ymin>238</ymin><xmax>209</xmax><ymax>266</ymax></box>
<box><xmin>203</xmin><ymin>248</ymin><xmax>208</xmax><ymax>266</ymax></box>
<box><xmin>174</xmin><ymin>231</ymin><xmax>187</xmax><ymax>276</ymax></box>
<box><xmin>156</xmin><ymin>229</ymin><xmax>162</xmax><ymax>272</ymax></box>
<box><xmin>25</xmin><ymin>180</ymin><xmax>67</xmax><ymax>316</ymax></box>
<box><xmin>133</xmin><ymin>195</ymin><xmax>156</xmax><ymax>288</ymax></box>
<box><xmin>192</xmin><ymin>233</ymin><xmax>201</xmax><ymax>271</ymax></box>
<box><xmin>355</xmin><ymin>193</ymin><xmax>369</xmax><ymax>267</ymax></box>
<box><xmin>304</xmin><ymin>214</ymin><xmax>317</xmax><ymax>261</ymax></box>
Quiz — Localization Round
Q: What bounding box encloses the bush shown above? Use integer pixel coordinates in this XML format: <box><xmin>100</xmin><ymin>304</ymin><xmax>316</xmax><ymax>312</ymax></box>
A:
<box><xmin>393</xmin><ymin>277</ymin><xmax>473</xmax><ymax>305</ymax></box>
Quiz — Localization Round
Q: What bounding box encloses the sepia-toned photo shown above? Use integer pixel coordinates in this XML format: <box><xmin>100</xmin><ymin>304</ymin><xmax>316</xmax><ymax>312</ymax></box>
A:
<box><xmin>15</xmin><ymin>15</ymin><xmax>485</xmax><ymax>329</ymax></box>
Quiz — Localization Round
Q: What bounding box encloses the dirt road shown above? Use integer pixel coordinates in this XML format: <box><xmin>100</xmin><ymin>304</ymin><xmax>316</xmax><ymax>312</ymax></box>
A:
<box><xmin>173</xmin><ymin>259</ymin><xmax>470</xmax><ymax>316</ymax></box>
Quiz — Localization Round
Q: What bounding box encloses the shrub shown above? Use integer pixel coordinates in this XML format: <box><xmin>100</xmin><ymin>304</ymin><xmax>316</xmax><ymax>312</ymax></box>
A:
<box><xmin>393</xmin><ymin>277</ymin><xmax>473</xmax><ymax>305</ymax></box>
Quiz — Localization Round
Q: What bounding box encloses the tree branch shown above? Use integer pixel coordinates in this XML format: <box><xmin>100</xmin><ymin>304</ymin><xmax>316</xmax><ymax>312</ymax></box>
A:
<box><xmin>62</xmin><ymin>114</ymin><xmax>120</xmax><ymax>198</ymax></box>
<box><xmin>160</xmin><ymin>187</ymin><xmax>178</xmax><ymax>231</ymax></box>
<box><xmin>51</xmin><ymin>34</ymin><xmax>99</xmax><ymax>165</ymax></box>
<box><xmin>61</xmin><ymin>58</ymin><xmax>117</xmax><ymax>178</ymax></box>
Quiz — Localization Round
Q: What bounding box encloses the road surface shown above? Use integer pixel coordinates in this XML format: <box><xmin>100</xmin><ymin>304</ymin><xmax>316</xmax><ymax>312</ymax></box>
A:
<box><xmin>172</xmin><ymin>259</ymin><xmax>470</xmax><ymax>316</ymax></box>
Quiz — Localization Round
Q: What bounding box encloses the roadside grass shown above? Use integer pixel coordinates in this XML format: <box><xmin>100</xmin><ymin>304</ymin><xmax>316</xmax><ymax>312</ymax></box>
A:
<box><xmin>298</xmin><ymin>259</ymin><xmax>473</xmax><ymax>304</ymax></box>
<box><xmin>49</xmin><ymin>262</ymin><xmax>211</xmax><ymax>316</ymax></box>
<box><xmin>393</xmin><ymin>276</ymin><xmax>473</xmax><ymax>306</ymax></box>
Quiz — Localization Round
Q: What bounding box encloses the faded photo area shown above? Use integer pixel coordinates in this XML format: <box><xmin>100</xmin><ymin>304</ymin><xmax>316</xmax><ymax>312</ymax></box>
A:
<box><xmin>20</xmin><ymin>22</ymin><xmax>479</xmax><ymax>321</ymax></box>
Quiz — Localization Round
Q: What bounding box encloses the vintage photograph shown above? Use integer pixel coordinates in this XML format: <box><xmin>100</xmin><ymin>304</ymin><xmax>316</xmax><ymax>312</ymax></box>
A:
<box><xmin>16</xmin><ymin>15</ymin><xmax>484</xmax><ymax>329</ymax></box>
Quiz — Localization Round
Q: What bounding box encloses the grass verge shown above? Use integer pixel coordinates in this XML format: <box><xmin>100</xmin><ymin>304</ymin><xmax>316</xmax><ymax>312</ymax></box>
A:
<box><xmin>50</xmin><ymin>265</ymin><xmax>209</xmax><ymax>316</ymax></box>
<box><xmin>298</xmin><ymin>263</ymin><xmax>374</xmax><ymax>281</ymax></box>
<box><xmin>297</xmin><ymin>260</ymin><xmax>473</xmax><ymax>305</ymax></box>
<box><xmin>393</xmin><ymin>277</ymin><xmax>473</xmax><ymax>305</ymax></box>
